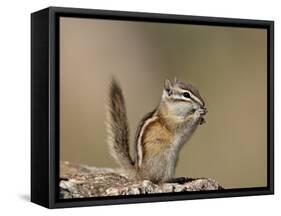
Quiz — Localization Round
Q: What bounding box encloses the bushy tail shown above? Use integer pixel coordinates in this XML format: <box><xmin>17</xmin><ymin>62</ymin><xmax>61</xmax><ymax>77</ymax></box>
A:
<box><xmin>106</xmin><ymin>78</ymin><xmax>134</xmax><ymax>169</ymax></box>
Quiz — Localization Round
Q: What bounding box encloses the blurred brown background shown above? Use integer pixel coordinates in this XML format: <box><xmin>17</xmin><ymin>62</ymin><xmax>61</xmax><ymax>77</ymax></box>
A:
<box><xmin>60</xmin><ymin>17</ymin><xmax>267</xmax><ymax>189</ymax></box>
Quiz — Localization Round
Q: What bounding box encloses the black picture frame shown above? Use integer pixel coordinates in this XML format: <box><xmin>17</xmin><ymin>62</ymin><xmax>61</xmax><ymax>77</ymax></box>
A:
<box><xmin>31</xmin><ymin>6</ymin><xmax>274</xmax><ymax>209</ymax></box>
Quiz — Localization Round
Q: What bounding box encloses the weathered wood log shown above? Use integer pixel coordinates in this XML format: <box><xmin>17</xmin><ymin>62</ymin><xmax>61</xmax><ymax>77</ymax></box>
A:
<box><xmin>60</xmin><ymin>161</ymin><xmax>224</xmax><ymax>199</ymax></box>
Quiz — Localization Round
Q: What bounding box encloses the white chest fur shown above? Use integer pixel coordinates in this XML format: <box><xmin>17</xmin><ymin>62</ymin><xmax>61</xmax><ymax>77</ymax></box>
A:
<box><xmin>159</xmin><ymin>123</ymin><xmax>198</xmax><ymax>181</ymax></box>
<box><xmin>171</xmin><ymin>122</ymin><xmax>199</xmax><ymax>151</ymax></box>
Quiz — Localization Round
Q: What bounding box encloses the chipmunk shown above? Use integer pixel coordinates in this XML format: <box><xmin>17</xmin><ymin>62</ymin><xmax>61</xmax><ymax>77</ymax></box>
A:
<box><xmin>106</xmin><ymin>78</ymin><xmax>207</xmax><ymax>183</ymax></box>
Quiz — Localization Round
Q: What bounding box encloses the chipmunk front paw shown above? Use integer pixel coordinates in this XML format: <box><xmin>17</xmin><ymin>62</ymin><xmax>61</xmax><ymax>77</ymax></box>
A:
<box><xmin>194</xmin><ymin>107</ymin><xmax>207</xmax><ymax>124</ymax></box>
<box><xmin>198</xmin><ymin>107</ymin><xmax>207</xmax><ymax>115</ymax></box>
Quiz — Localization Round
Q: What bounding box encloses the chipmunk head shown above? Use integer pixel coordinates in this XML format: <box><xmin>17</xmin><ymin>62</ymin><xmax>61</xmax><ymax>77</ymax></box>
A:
<box><xmin>161</xmin><ymin>78</ymin><xmax>207</xmax><ymax>125</ymax></box>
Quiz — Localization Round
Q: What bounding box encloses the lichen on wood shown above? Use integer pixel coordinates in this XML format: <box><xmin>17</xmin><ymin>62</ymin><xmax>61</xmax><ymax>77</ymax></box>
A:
<box><xmin>60</xmin><ymin>161</ymin><xmax>224</xmax><ymax>199</ymax></box>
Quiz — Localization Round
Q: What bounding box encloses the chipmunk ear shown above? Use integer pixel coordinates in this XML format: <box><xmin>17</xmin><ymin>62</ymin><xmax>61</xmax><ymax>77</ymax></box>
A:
<box><xmin>164</xmin><ymin>79</ymin><xmax>172</xmax><ymax>96</ymax></box>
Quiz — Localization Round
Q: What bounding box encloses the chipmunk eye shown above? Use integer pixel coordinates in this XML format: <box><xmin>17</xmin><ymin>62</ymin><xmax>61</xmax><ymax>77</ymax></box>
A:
<box><xmin>183</xmin><ymin>92</ymin><xmax>191</xmax><ymax>98</ymax></box>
